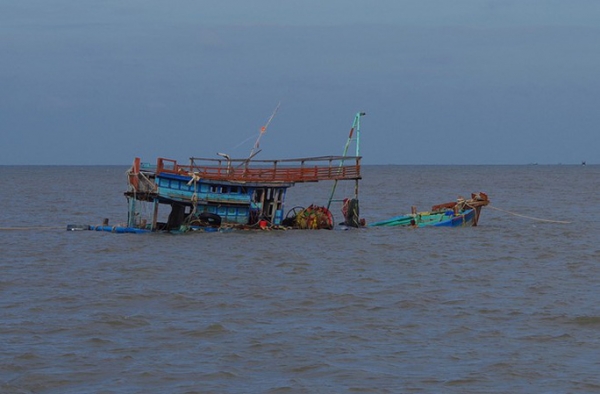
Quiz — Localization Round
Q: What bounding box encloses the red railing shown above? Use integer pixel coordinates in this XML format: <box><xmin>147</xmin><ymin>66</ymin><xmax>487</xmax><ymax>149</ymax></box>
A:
<box><xmin>155</xmin><ymin>156</ymin><xmax>361</xmax><ymax>183</ymax></box>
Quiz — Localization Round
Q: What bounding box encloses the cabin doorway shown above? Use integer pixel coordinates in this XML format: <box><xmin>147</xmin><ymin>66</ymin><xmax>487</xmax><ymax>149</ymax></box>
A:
<box><xmin>251</xmin><ymin>187</ymin><xmax>286</xmax><ymax>225</ymax></box>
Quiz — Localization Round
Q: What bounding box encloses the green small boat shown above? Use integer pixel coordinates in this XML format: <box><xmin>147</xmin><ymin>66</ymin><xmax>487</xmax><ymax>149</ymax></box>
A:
<box><xmin>369</xmin><ymin>192</ymin><xmax>489</xmax><ymax>228</ymax></box>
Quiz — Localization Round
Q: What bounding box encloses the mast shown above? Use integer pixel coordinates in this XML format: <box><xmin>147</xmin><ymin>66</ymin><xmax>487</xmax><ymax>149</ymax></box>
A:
<box><xmin>326</xmin><ymin>112</ymin><xmax>365</xmax><ymax>209</ymax></box>
<box><xmin>248</xmin><ymin>102</ymin><xmax>281</xmax><ymax>160</ymax></box>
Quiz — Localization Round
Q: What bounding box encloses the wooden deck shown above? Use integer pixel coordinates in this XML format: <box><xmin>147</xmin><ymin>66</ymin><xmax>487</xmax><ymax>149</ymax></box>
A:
<box><xmin>155</xmin><ymin>156</ymin><xmax>362</xmax><ymax>184</ymax></box>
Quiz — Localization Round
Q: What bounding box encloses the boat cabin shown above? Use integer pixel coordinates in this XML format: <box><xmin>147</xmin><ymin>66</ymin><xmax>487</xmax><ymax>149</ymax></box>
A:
<box><xmin>125</xmin><ymin>155</ymin><xmax>361</xmax><ymax>231</ymax></box>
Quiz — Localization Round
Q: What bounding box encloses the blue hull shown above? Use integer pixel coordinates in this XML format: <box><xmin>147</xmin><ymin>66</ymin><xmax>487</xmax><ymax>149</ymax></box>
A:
<box><xmin>89</xmin><ymin>225</ymin><xmax>151</xmax><ymax>234</ymax></box>
<box><xmin>429</xmin><ymin>209</ymin><xmax>476</xmax><ymax>227</ymax></box>
<box><xmin>369</xmin><ymin>208</ymin><xmax>477</xmax><ymax>228</ymax></box>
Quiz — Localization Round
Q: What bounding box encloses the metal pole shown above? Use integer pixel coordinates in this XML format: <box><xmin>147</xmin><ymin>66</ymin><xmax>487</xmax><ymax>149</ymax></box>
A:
<box><xmin>326</xmin><ymin>112</ymin><xmax>365</xmax><ymax>209</ymax></box>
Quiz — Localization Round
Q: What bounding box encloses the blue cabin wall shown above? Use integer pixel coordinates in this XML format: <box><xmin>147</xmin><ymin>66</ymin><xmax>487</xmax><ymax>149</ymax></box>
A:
<box><xmin>155</xmin><ymin>173</ymin><xmax>288</xmax><ymax>225</ymax></box>
<box><xmin>156</xmin><ymin>174</ymin><xmax>250</xmax><ymax>204</ymax></box>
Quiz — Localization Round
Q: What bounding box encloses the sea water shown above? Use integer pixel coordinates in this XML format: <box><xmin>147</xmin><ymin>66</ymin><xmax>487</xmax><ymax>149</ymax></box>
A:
<box><xmin>1</xmin><ymin>164</ymin><xmax>599</xmax><ymax>393</ymax></box>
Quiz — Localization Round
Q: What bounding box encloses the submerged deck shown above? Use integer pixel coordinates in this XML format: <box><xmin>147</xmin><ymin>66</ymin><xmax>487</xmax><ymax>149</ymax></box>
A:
<box><xmin>153</xmin><ymin>155</ymin><xmax>362</xmax><ymax>184</ymax></box>
<box><xmin>125</xmin><ymin>154</ymin><xmax>363</xmax><ymax>229</ymax></box>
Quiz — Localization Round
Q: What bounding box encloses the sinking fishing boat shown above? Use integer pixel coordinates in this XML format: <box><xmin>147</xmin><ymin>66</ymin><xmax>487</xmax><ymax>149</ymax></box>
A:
<box><xmin>71</xmin><ymin>111</ymin><xmax>366</xmax><ymax>233</ymax></box>
<box><xmin>369</xmin><ymin>192</ymin><xmax>490</xmax><ymax>228</ymax></box>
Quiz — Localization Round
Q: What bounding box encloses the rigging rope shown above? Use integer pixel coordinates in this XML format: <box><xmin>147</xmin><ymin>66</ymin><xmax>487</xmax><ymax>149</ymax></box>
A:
<box><xmin>487</xmin><ymin>205</ymin><xmax>571</xmax><ymax>224</ymax></box>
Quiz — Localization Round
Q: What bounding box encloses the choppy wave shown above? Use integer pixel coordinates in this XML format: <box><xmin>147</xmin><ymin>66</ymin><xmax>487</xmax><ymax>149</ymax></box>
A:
<box><xmin>1</xmin><ymin>165</ymin><xmax>600</xmax><ymax>392</ymax></box>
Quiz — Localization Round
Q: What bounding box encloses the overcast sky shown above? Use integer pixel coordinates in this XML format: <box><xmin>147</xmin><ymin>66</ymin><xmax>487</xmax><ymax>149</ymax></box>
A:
<box><xmin>2</xmin><ymin>0</ymin><xmax>599</xmax><ymax>165</ymax></box>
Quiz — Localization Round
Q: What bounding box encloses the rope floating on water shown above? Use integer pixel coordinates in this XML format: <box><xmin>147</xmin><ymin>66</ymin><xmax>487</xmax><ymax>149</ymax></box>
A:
<box><xmin>488</xmin><ymin>205</ymin><xmax>571</xmax><ymax>224</ymax></box>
